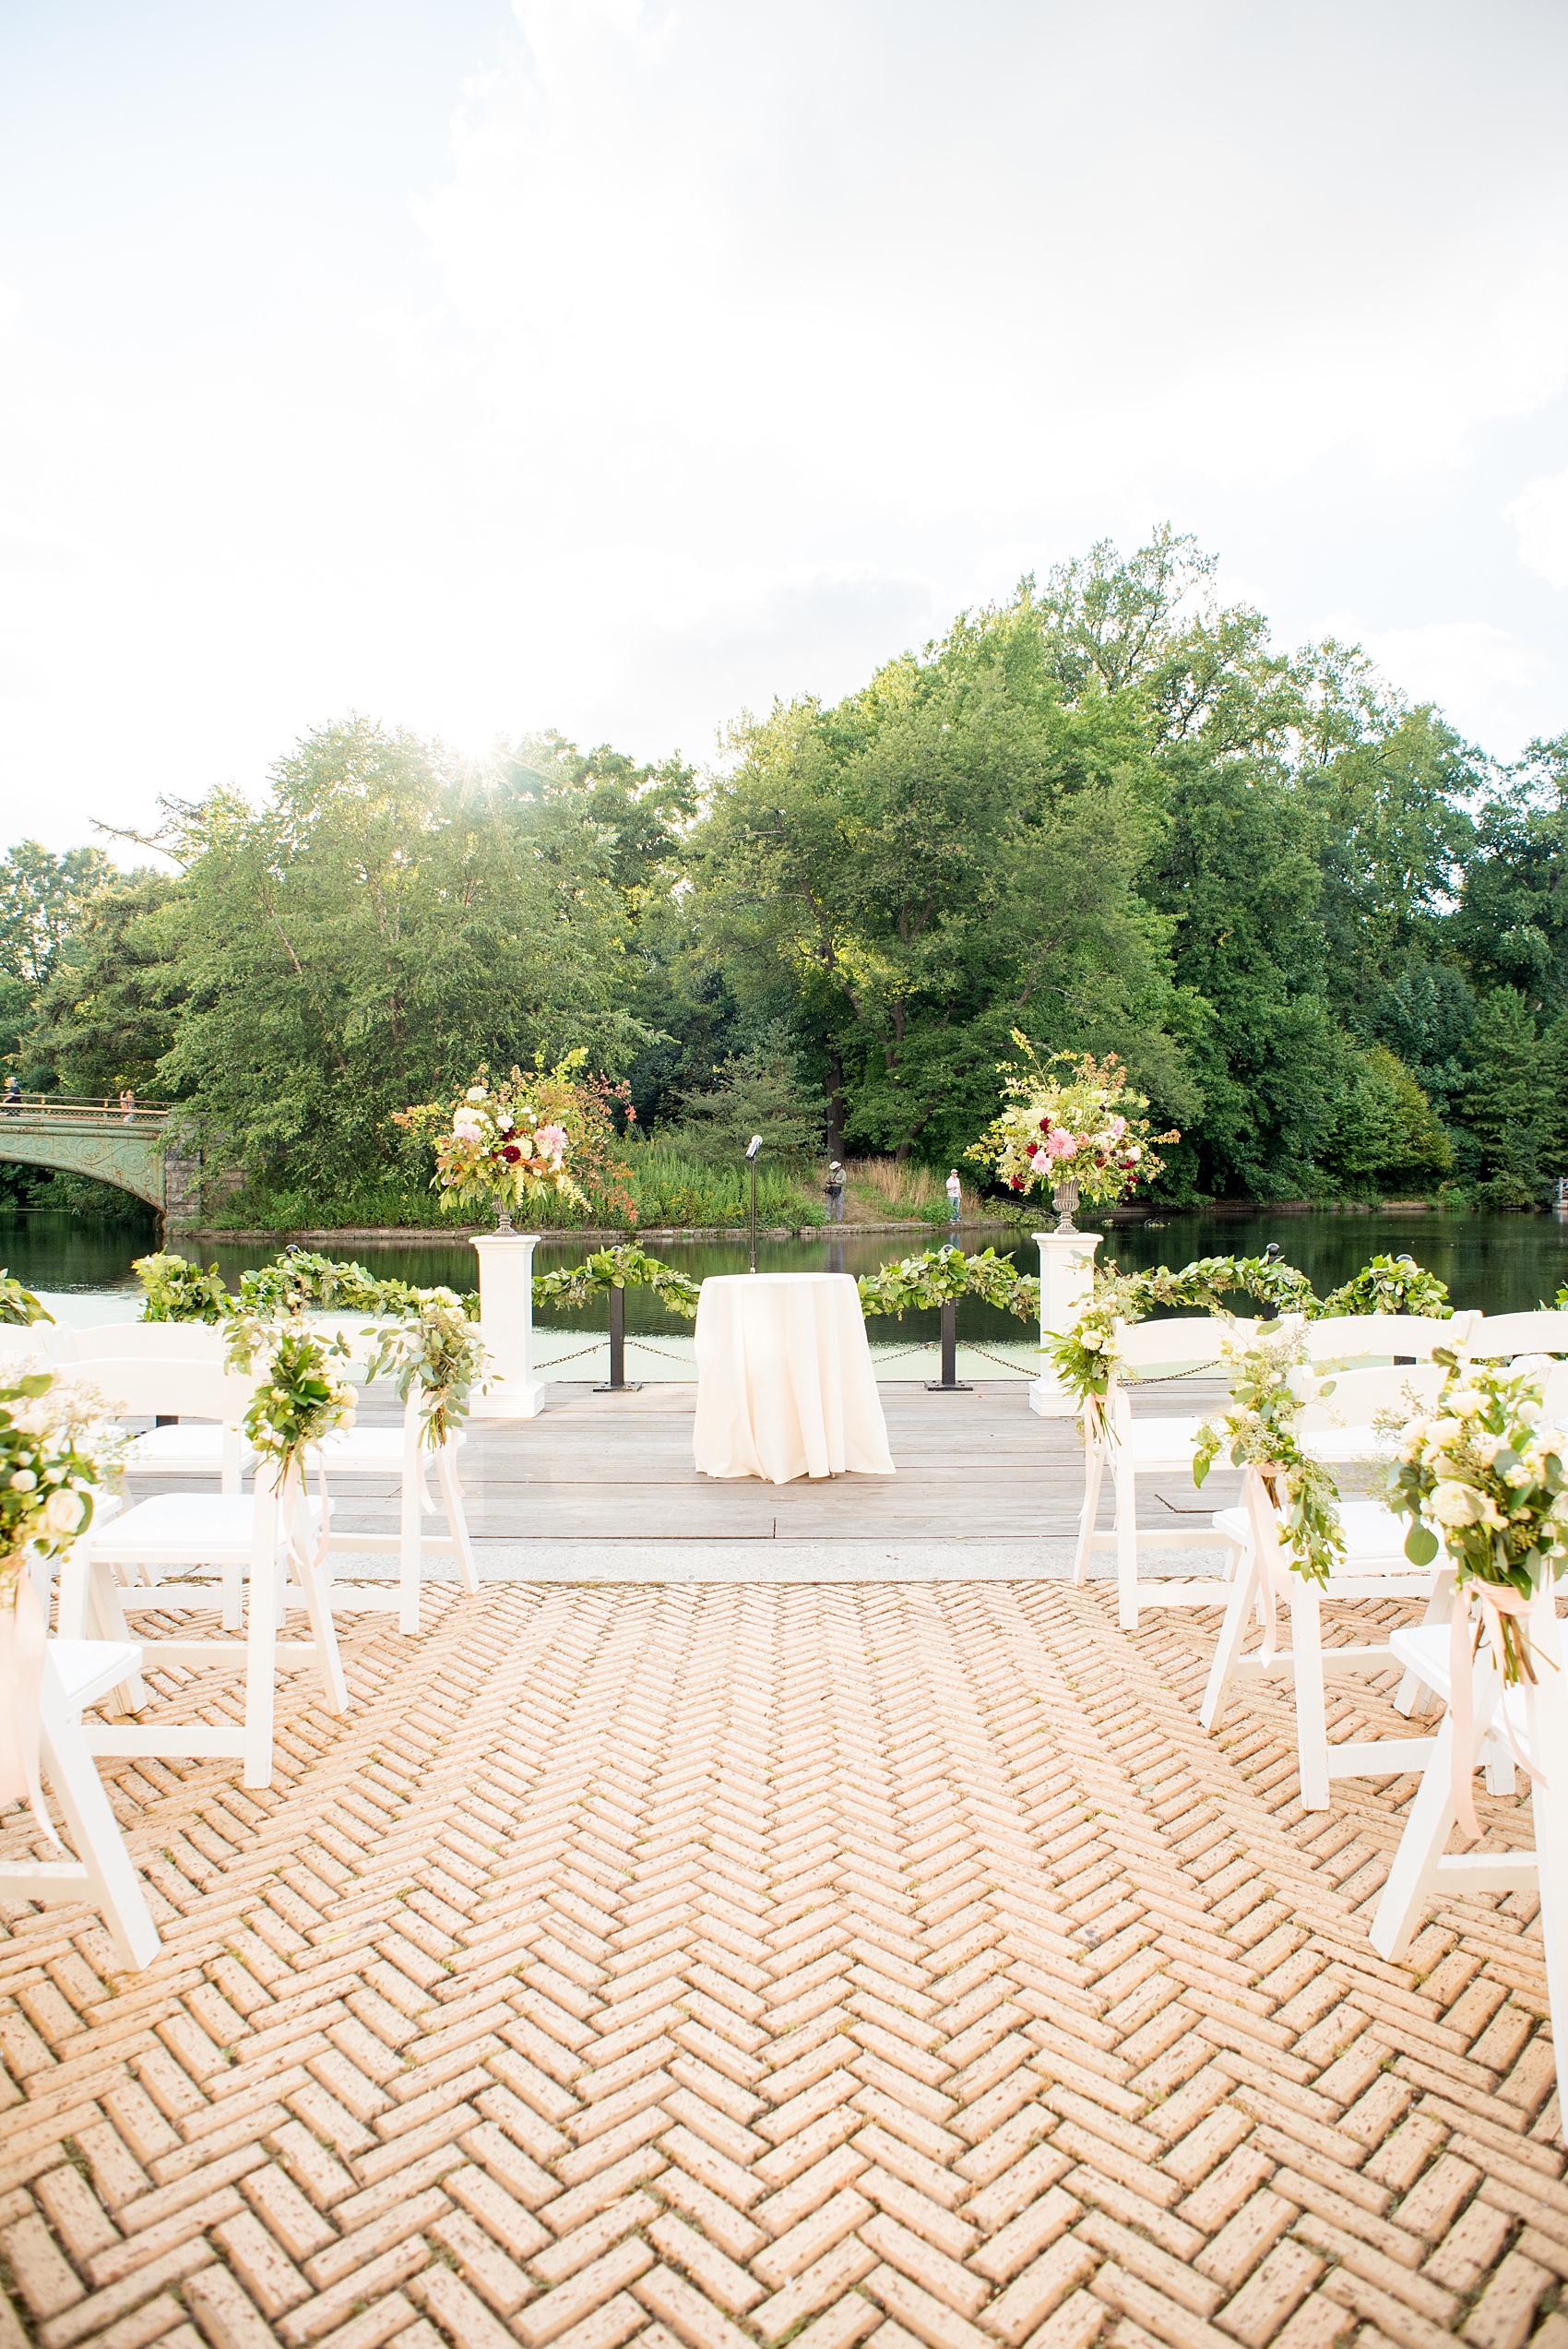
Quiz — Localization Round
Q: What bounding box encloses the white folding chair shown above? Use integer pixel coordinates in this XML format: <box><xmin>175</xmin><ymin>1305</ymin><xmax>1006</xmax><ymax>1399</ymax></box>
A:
<box><xmin>1200</xmin><ymin>1474</ymin><xmax>1450</xmax><ymax>1809</ymax></box>
<box><xmin>1298</xmin><ymin>1311</ymin><xmax>1476</xmax><ymax>1366</ymax></box>
<box><xmin>73</xmin><ymin>1353</ymin><xmax>256</xmax><ymax>1554</ymax></box>
<box><xmin>0</xmin><ymin>1631</ymin><xmax>162</xmax><ymax>1970</ymax></box>
<box><xmin>1462</xmin><ymin>1310</ymin><xmax>1568</xmax><ymax>1359</ymax></box>
<box><xmin>311</xmin><ymin>1390</ymin><xmax>478</xmax><ymax>1636</ymax></box>
<box><xmin>60</xmin><ymin>1362</ymin><xmax>347</xmax><ymax>1789</ymax></box>
<box><xmin>1075</xmin><ymin>1316</ymin><xmax>1255</xmax><ymax>1631</ymax></box>
<box><xmin>1371</xmin><ymin>1575</ymin><xmax>1568</xmax><ymax>2063</ymax></box>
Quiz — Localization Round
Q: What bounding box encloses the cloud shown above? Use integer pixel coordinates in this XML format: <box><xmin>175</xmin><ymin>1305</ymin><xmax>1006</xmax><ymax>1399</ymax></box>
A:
<box><xmin>1355</xmin><ymin>619</ymin><xmax>1546</xmax><ymax>750</ymax></box>
<box><xmin>5</xmin><ymin>0</ymin><xmax>1568</xmax><ymax>842</ymax></box>
<box><xmin>1509</xmin><ymin>470</ymin><xmax>1568</xmax><ymax>589</ymax></box>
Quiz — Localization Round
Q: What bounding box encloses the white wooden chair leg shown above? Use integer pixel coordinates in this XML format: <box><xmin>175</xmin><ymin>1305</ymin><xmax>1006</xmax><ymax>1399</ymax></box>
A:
<box><xmin>436</xmin><ymin>1444</ymin><xmax>479</xmax><ymax>1594</ymax></box>
<box><xmin>1073</xmin><ymin>1440</ymin><xmax>1103</xmax><ymax>1586</ymax></box>
<box><xmin>1525</xmin><ymin>1592</ymin><xmax>1568</xmax><ymax>2056</ymax></box>
<box><xmin>290</xmin><ymin>1485</ymin><xmax>348</xmax><ymax>1716</ymax></box>
<box><xmin>87</xmin><ymin>1558</ymin><xmax>146</xmax><ymax>1713</ymax></box>
<box><xmin>1113</xmin><ymin>1445</ymin><xmax>1140</xmax><ymax>1631</ymax></box>
<box><xmin>242</xmin><ymin>1485</ymin><xmax>280</xmax><ymax>1790</ymax></box>
<box><xmin>398</xmin><ymin>1418</ymin><xmax>422</xmax><ymax>1637</ymax></box>
<box><xmin>1370</xmin><ymin>1709</ymin><xmax>1460</xmax><ymax>1961</ymax></box>
<box><xmin>1396</xmin><ymin>1568</ymin><xmax>1455</xmax><ymax>1719</ymax></box>
<box><xmin>1200</xmin><ymin>1540</ymin><xmax>1259</xmax><ymax>1733</ymax></box>
<box><xmin>1291</xmin><ymin>1582</ymin><xmax>1331</xmax><ymax>1811</ymax></box>
<box><xmin>56</xmin><ymin>1543</ymin><xmax>90</xmax><ymax>1640</ymax></box>
<box><xmin>37</xmin><ymin>1678</ymin><xmax>160</xmax><ymax>1970</ymax></box>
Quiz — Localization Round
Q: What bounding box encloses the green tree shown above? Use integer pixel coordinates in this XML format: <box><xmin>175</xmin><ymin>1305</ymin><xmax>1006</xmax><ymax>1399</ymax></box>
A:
<box><xmin>666</xmin><ymin>1024</ymin><xmax>828</xmax><ymax>1168</ymax></box>
<box><xmin>1448</xmin><ymin>734</ymin><xmax>1568</xmax><ymax>1017</ymax></box>
<box><xmin>148</xmin><ymin>720</ymin><xmax>657</xmax><ymax>1194</ymax></box>
<box><xmin>1463</xmin><ymin>985</ymin><xmax>1549</xmax><ymax>1203</ymax></box>
<box><xmin>29</xmin><ymin>872</ymin><xmax>184</xmax><ymax>1095</ymax></box>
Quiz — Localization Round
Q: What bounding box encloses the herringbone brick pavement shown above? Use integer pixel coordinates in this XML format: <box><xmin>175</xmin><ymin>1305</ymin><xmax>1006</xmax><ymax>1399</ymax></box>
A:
<box><xmin>1</xmin><ymin>1581</ymin><xmax>1562</xmax><ymax>2349</ymax></box>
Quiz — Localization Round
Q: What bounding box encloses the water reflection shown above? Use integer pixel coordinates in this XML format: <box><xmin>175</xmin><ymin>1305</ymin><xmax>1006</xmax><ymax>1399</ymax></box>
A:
<box><xmin>1</xmin><ymin>1207</ymin><xmax>1563</xmax><ymax>1333</ymax></box>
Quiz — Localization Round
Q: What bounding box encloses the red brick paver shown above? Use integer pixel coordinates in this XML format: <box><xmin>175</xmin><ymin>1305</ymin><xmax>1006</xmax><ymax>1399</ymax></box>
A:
<box><xmin>1</xmin><ymin>1581</ymin><xmax>1561</xmax><ymax>2349</ymax></box>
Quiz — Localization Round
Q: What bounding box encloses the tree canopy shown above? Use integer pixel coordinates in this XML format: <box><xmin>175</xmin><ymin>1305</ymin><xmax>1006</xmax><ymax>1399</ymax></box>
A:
<box><xmin>6</xmin><ymin>531</ymin><xmax>1564</xmax><ymax>1213</ymax></box>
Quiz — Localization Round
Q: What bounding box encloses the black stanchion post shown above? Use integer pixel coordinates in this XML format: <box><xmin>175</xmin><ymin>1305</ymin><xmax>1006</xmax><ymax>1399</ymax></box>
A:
<box><xmin>593</xmin><ymin>1282</ymin><xmax>643</xmax><ymax>1393</ymax></box>
<box><xmin>925</xmin><ymin>1295</ymin><xmax>972</xmax><ymax>1392</ymax></box>
<box><xmin>746</xmin><ymin>1134</ymin><xmax>763</xmax><ymax>1272</ymax></box>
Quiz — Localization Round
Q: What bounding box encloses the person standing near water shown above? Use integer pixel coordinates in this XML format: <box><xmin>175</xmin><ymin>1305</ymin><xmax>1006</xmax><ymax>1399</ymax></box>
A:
<box><xmin>825</xmin><ymin>1162</ymin><xmax>846</xmax><ymax>1223</ymax></box>
<box><xmin>946</xmin><ymin>1169</ymin><xmax>962</xmax><ymax>1225</ymax></box>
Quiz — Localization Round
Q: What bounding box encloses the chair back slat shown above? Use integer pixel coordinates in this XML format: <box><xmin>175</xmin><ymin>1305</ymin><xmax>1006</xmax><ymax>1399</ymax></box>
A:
<box><xmin>1300</xmin><ymin>1313</ymin><xmax>1473</xmax><ymax>1365</ymax></box>
<box><xmin>65</xmin><ymin>1322</ymin><xmax>228</xmax><ymax>1361</ymax></box>
<box><xmin>1298</xmin><ymin>1361</ymin><xmax>1444</xmax><ymax>1431</ymax></box>
<box><xmin>1464</xmin><ymin>1310</ymin><xmax>1568</xmax><ymax>1359</ymax></box>
<box><xmin>1112</xmin><ymin>1316</ymin><xmax>1253</xmax><ymax>1376</ymax></box>
<box><xmin>70</xmin><ymin>1355</ymin><xmax>255</xmax><ymax>1424</ymax></box>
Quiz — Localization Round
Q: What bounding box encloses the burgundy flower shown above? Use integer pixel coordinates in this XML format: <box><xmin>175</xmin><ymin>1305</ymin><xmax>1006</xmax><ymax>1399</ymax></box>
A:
<box><xmin>1010</xmin><ymin>1175</ymin><xmax>1024</xmax><ymax>1191</ymax></box>
<box><xmin>1038</xmin><ymin>1115</ymin><xmax>1052</xmax><ymax>1132</ymax></box>
<box><xmin>501</xmin><ymin>1143</ymin><xmax>522</xmax><ymax>1163</ymax></box>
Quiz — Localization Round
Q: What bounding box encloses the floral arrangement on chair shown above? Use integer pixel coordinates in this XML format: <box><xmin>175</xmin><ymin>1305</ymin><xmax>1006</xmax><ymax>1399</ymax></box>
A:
<box><xmin>224</xmin><ymin>1321</ymin><xmax>358</xmax><ymax>1490</ymax></box>
<box><xmin>0</xmin><ymin>1368</ymin><xmax>122</xmax><ymax>1613</ymax></box>
<box><xmin>0</xmin><ymin>1367</ymin><xmax>124</xmax><ymax>1837</ymax></box>
<box><xmin>1193</xmin><ymin>1325</ymin><xmax>1345</xmax><ymax>1583</ymax></box>
<box><xmin>1387</xmin><ymin>1351</ymin><xmax>1568</xmax><ymax>1688</ymax></box>
<box><xmin>967</xmin><ymin>1035</ymin><xmax>1177</xmax><ymax>1231</ymax></box>
<box><xmin>362</xmin><ymin>1290</ymin><xmax>492</xmax><ymax>1449</ymax></box>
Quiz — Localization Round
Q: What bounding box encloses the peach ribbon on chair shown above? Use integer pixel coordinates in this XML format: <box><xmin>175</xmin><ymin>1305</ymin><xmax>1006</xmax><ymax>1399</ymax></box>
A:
<box><xmin>1449</xmin><ymin>1579</ymin><xmax>1544</xmax><ymax>1843</ymax></box>
<box><xmin>0</xmin><ymin>1573</ymin><xmax>61</xmax><ymax>1843</ymax></box>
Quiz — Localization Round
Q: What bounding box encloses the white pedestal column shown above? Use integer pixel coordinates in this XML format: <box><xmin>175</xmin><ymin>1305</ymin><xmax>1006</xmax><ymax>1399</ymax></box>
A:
<box><xmin>1028</xmin><ymin>1227</ymin><xmax>1102</xmax><ymax>1417</ymax></box>
<box><xmin>470</xmin><ymin>1234</ymin><xmax>546</xmax><ymax>1419</ymax></box>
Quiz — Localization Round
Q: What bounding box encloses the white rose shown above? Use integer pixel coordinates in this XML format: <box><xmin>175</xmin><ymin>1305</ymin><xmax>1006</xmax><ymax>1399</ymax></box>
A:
<box><xmin>1080</xmin><ymin>1331</ymin><xmax>1103</xmax><ymax>1352</ymax></box>
<box><xmin>1447</xmin><ymin>1389</ymin><xmax>1482</xmax><ymax>1417</ymax></box>
<box><xmin>1428</xmin><ymin>1480</ymin><xmax>1482</xmax><ymax>1527</ymax></box>
<box><xmin>465</xmin><ymin>1086</ymin><xmax>488</xmax><ymax>1103</ymax></box>
<box><xmin>9</xmin><ymin>1468</ymin><xmax>36</xmax><ymax>1490</ymax></box>
<box><xmin>43</xmin><ymin>1487</ymin><xmax>84</xmax><ymax>1536</ymax></box>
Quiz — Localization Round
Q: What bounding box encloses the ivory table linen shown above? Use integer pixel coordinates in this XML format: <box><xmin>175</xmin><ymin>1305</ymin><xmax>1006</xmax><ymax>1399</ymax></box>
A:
<box><xmin>693</xmin><ymin>1273</ymin><xmax>894</xmax><ymax>1484</ymax></box>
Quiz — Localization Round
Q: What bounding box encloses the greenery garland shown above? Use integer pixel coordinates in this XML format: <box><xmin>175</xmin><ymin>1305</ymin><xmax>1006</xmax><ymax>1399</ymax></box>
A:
<box><xmin>1192</xmin><ymin>1325</ymin><xmax>1345</xmax><ymax>1585</ymax></box>
<box><xmin>1045</xmin><ymin>1248</ymin><xmax>1452</xmax><ymax>1413</ymax></box>
<box><xmin>135</xmin><ymin>1249</ymin><xmax>481</xmax><ymax>1324</ymax></box>
<box><xmin>532</xmin><ymin>1243</ymin><xmax>701</xmax><ymax>1319</ymax></box>
<box><xmin>223</xmin><ymin>1318</ymin><xmax>358</xmax><ymax>1486</ymax></box>
<box><xmin>0</xmin><ymin>1272</ymin><xmax>52</xmax><ymax>1329</ymax></box>
<box><xmin>855</xmin><ymin>1246</ymin><xmax>1039</xmax><ymax>1323</ymax></box>
<box><xmin>362</xmin><ymin>1291</ymin><xmax>492</xmax><ymax>1449</ymax></box>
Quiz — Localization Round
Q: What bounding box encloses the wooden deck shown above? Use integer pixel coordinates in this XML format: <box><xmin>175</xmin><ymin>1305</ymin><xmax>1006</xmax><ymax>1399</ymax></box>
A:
<box><xmin>327</xmin><ymin>1378</ymin><xmax>1249</xmax><ymax>1550</ymax></box>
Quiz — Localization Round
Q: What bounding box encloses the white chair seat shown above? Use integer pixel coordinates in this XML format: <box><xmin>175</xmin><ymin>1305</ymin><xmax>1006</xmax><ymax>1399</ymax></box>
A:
<box><xmin>1118</xmin><ymin>1416</ymin><xmax>1204</xmax><ymax>1467</ymax></box>
<box><xmin>49</xmin><ymin>1639</ymin><xmax>144</xmax><ymax>1711</ymax></box>
<box><xmin>124</xmin><ymin>1424</ymin><xmax>257</xmax><ymax>1474</ymax></box>
<box><xmin>1212</xmin><ymin>1497</ymin><xmax>1413</xmax><ymax>1565</ymax></box>
<box><xmin>1389</xmin><ymin>1623</ymin><xmax>1532</xmax><ymax>1743</ymax></box>
<box><xmin>0</xmin><ymin>1635</ymin><xmax>163</xmax><ymax>1968</ymax></box>
<box><xmin>89</xmin><ymin>1492</ymin><xmax>324</xmax><ymax>1566</ymax></box>
<box><xmin>310</xmin><ymin>1426</ymin><xmax>466</xmax><ymax>1470</ymax></box>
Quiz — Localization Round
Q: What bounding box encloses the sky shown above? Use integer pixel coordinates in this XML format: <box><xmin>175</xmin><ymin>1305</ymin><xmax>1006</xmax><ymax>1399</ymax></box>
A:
<box><xmin>2</xmin><ymin>0</ymin><xmax>1567</xmax><ymax>853</ymax></box>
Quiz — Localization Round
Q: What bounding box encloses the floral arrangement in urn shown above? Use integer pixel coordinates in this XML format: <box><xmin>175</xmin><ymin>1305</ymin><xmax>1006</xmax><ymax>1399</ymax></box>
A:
<box><xmin>399</xmin><ymin>1062</ymin><xmax>587</xmax><ymax>1229</ymax></box>
<box><xmin>967</xmin><ymin>1034</ymin><xmax>1177</xmax><ymax>1230</ymax></box>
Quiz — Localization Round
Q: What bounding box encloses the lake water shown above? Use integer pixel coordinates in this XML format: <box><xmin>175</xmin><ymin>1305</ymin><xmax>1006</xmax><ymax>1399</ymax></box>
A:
<box><xmin>2</xmin><ymin>1208</ymin><xmax>1564</xmax><ymax>1340</ymax></box>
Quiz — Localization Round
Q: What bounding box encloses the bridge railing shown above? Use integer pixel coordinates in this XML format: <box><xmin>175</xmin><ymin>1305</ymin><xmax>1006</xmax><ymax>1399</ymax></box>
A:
<box><xmin>0</xmin><ymin>1093</ymin><xmax>172</xmax><ymax>1127</ymax></box>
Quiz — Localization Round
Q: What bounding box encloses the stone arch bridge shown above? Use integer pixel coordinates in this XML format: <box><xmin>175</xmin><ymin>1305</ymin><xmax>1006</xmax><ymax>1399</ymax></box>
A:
<box><xmin>0</xmin><ymin>1096</ymin><xmax>205</xmax><ymax>1228</ymax></box>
